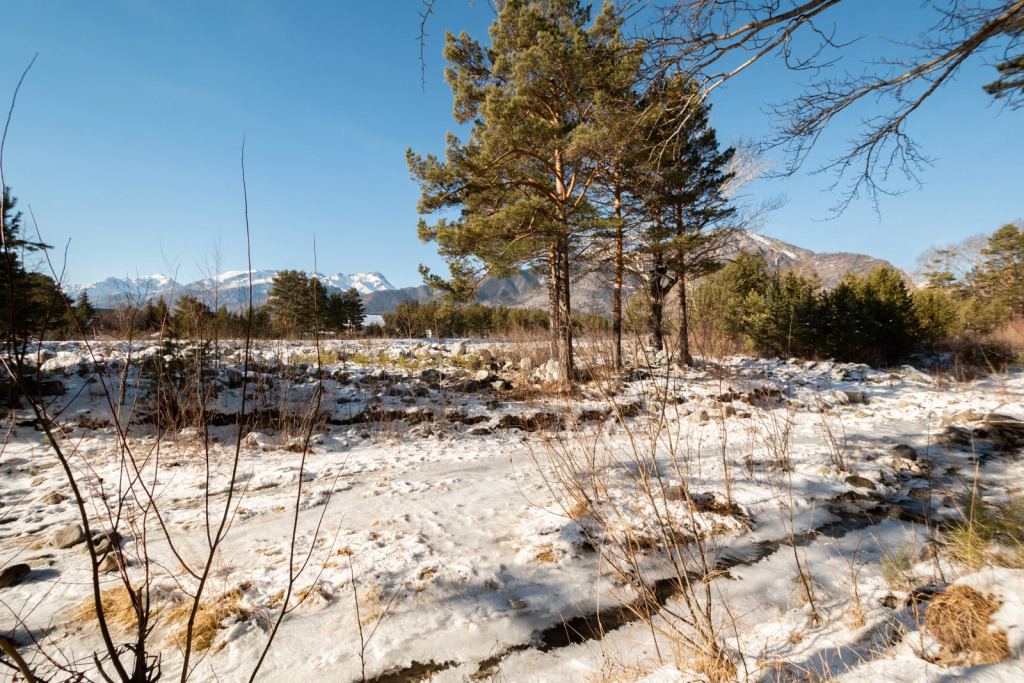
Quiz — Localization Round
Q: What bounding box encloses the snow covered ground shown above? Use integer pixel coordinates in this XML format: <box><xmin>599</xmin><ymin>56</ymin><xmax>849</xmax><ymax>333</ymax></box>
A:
<box><xmin>2</xmin><ymin>339</ymin><xmax>1023</xmax><ymax>682</ymax></box>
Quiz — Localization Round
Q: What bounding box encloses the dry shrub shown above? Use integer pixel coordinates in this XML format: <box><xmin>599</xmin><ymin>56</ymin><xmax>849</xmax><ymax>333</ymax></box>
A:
<box><xmin>72</xmin><ymin>586</ymin><xmax>139</xmax><ymax>629</ymax></box>
<box><xmin>925</xmin><ymin>584</ymin><xmax>1010</xmax><ymax>665</ymax></box>
<box><xmin>166</xmin><ymin>588</ymin><xmax>251</xmax><ymax>652</ymax></box>
<box><xmin>690</xmin><ymin>650</ymin><xmax>736</xmax><ymax>683</ymax></box>
<box><xmin>360</xmin><ymin>583</ymin><xmax>383</xmax><ymax>627</ymax></box>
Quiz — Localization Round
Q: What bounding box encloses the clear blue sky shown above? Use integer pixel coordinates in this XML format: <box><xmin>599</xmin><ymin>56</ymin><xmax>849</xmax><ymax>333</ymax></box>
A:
<box><xmin>1</xmin><ymin>0</ymin><xmax>1020</xmax><ymax>289</ymax></box>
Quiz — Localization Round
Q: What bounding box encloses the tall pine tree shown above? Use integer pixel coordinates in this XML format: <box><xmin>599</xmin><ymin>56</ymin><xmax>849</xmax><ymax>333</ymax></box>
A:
<box><xmin>408</xmin><ymin>0</ymin><xmax>640</xmax><ymax>383</ymax></box>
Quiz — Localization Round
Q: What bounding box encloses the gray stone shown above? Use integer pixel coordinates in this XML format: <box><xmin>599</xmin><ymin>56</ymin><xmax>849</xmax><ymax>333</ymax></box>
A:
<box><xmin>829</xmin><ymin>390</ymin><xmax>851</xmax><ymax>406</ymax></box>
<box><xmin>519</xmin><ymin>357</ymin><xmax>534</xmax><ymax>373</ymax></box>
<box><xmin>451</xmin><ymin>379</ymin><xmax>482</xmax><ymax>393</ymax></box>
<box><xmin>491</xmin><ymin>379</ymin><xmax>512</xmax><ymax>391</ymax></box>
<box><xmin>845</xmin><ymin>475</ymin><xmax>877</xmax><ymax>490</ymax></box>
<box><xmin>450</xmin><ymin>341</ymin><xmax>466</xmax><ymax>357</ymax></box>
<box><xmin>97</xmin><ymin>554</ymin><xmax>121</xmax><ymax>573</ymax></box>
<box><xmin>51</xmin><ymin>524</ymin><xmax>86</xmax><ymax>549</ymax></box>
<box><xmin>417</xmin><ymin>368</ymin><xmax>441</xmax><ymax>383</ymax></box>
<box><xmin>223</xmin><ymin>368</ymin><xmax>244</xmax><ymax>388</ymax></box>
<box><xmin>475</xmin><ymin>370</ymin><xmax>492</xmax><ymax>382</ymax></box>
<box><xmin>0</xmin><ymin>563</ymin><xmax>30</xmax><ymax>588</ymax></box>
<box><xmin>891</xmin><ymin>444</ymin><xmax>918</xmax><ymax>461</ymax></box>
<box><xmin>841</xmin><ymin>390</ymin><xmax>865</xmax><ymax>404</ymax></box>
<box><xmin>898</xmin><ymin>365</ymin><xmax>932</xmax><ymax>383</ymax></box>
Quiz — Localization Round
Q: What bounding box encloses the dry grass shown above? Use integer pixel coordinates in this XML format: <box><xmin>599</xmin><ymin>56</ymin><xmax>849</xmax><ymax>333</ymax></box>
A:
<box><xmin>689</xmin><ymin>650</ymin><xmax>737</xmax><ymax>683</ymax></box>
<box><xmin>360</xmin><ymin>583</ymin><xmax>383</xmax><ymax>627</ymax></box>
<box><xmin>72</xmin><ymin>586</ymin><xmax>139</xmax><ymax>629</ymax></box>
<box><xmin>925</xmin><ymin>584</ymin><xmax>1010</xmax><ymax>665</ymax></box>
<box><xmin>165</xmin><ymin>588</ymin><xmax>251</xmax><ymax>652</ymax></box>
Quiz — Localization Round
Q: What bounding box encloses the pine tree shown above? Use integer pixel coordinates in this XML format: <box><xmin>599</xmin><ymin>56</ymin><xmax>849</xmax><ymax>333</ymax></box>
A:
<box><xmin>339</xmin><ymin>288</ymin><xmax>365</xmax><ymax>333</ymax></box>
<box><xmin>972</xmin><ymin>223</ymin><xmax>1024</xmax><ymax>319</ymax></box>
<box><xmin>75</xmin><ymin>291</ymin><xmax>96</xmax><ymax>331</ymax></box>
<box><xmin>408</xmin><ymin>0</ymin><xmax>640</xmax><ymax>383</ymax></box>
<box><xmin>984</xmin><ymin>12</ymin><xmax>1024</xmax><ymax>106</ymax></box>
<box><xmin>141</xmin><ymin>296</ymin><xmax>170</xmax><ymax>332</ymax></box>
<box><xmin>172</xmin><ymin>294</ymin><xmax>212</xmax><ymax>338</ymax></box>
<box><xmin>267</xmin><ymin>270</ymin><xmax>312</xmax><ymax>336</ymax></box>
<box><xmin>642</xmin><ymin>76</ymin><xmax>736</xmax><ymax>363</ymax></box>
<box><xmin>1</xmin><ymin>187</ymin><xmax>59</xmax><ymax>342</ymax></box>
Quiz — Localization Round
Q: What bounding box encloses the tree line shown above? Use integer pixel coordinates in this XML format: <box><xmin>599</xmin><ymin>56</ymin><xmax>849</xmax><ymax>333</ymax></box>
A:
<box><xmin>660</xmin><ymin>220</ymin><xmax>1024</xmax><ymax>366</ymax></box>
<box><xmin>384</xmin><ymin>298</ymin><xmax>607</xmax><ymax>339</ymax></box>
<box><xmin>132</xmin><ymin>270</ymin><xmax>367</xmax><ymax>339</ymax></box>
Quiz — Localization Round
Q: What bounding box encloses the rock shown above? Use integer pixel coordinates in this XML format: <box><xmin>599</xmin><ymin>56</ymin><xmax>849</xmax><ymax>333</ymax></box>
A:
<box><xmin>491</xmin><ymin>379</ymin><xmax>512</xmax><ymax>391</ymax></box>
<box><xmin>89</xmin><ymin>537</ymin><xmax>112</xmax><ymax>555</ymax></box>
<box><xmin>51</xmin><ymin>524</ymin><xmax>86</xmax><ymax>549</ymax></box>
<box><xmin>475</xmin><ymin>370</ymin><xmax>492</xmax><ymax>383</ymax></box>
<box><xmin>519</xmin><ymin>357</ymin><xmax>534</xmax><ymax>373</ymax></box>
<box><xmin>451</xmin><ymin>379</ymin><xmax>482</xmax><ymax>393</ymax></box>
<box><xmin>898</xmin><ymin>365</ymin><xmax>932</xmax><ymax>383</ymax></box>
<box><xmin>841</xmin><ymin>390</ymin><xmax>865</xmax><ymax>404</ymax></box>
<box><xmin>508</xmin><ymin>598</ymin><xmax>527</xmax><ymax>610</ymax></box>
<box><xmin>0</xmin><ymin>563</ymin><xmax>30</xmax><ymax>588</ymax></box>
<box><xmin>878</xmin><ymin>594</ymin><xmax>900</xmax><ymax>609</ymax></box>
<box><xmin>982</xmin><ymin>404</ymin><xmax>1024</xmax><ymax>440</ymax></box>
<box><xmin>468</xmin><ymin>426</ymin><xmax>492</xmax><ymax>436</ymax></box>
<box><xmin>953</xmin><ymin>408</ymin><xmax>985</xmax><ymax>423</ymax></box>
<box><xmin>41</xmin><ymin>491</ymin><xmax>65</xmax><ymax>505</ymax></box>
<box><xmin>223</xmin><ymin>368</ymin><xmax>244</xmax><ymax>388</ymax></box>
<box><xmin>891</xmin><ymin>444</ymin><xmax>918</xmax><ymax>461</ymax></box>
<box><xmin>845</xmin><ymin>475</ymin><xmax>877</xmax><ymax>490</ymax></box>
<box><xmin>828</xmin><ymin>390</ymin><xmax>851</xmax><ymax>406</ymax></box>
<box><xmin>721</xmin><ymin>405</ymin><xmax>737</xmax><ymax>418</ymax></box>
<box><xmin>934</xmin><ymin>424</ymin><xmax>972</xmax><ymax>447</ymax></box>
<box><xmin>97</xmin><ymin>554</ymin><xmax>121</xmax><ymax>573</ymax></box>
<box><xmin>417</xmin><ymin>368</ymin><xmax>441</xmax><ymax>383</ymax></box>
<box><xmin>383</xmin><ymin>385</ymin><xmax>413</xmax><ymax>398</ymax></box>
<box><xmin>450</xmin><ymin>341</ymin><xmax>466</xmax><ymax>357</ymax></box>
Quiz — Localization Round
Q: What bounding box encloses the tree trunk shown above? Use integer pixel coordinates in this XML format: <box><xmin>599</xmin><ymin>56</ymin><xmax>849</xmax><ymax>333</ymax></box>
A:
<box><xmin>548</xmin><ymin>243</ymin><xmax>560</xmax><ymax>365</ymax></box>
<box><xmin>556</xmin><ymin>234</ymin><xmax>574</xmax><ymax>384</ymax></box>
<box><xmin>612</xmin><ymin>183</ymin><xmax>623</xmax><ymax>371</ymax></box>
<box><xmin>679</xmin><ymin>271</ymin><xmax>693</xmax><ymax>365</ymax></box>
<box><xmin>649</xmin><ymin>259</ymin><xmax>664</xmax><ymax>353</ymax></box>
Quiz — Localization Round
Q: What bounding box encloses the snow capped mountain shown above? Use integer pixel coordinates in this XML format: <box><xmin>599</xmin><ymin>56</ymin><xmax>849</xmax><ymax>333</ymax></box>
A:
<box><xmin>64</xmin><ymin>275</ymin><xmax>179</xmax><ymax>304</ymax></box>
<box><xmin>320</xmin><ymin>272</ymin><xmax>395</xmax><ymax>295</ymax></box>
<box><xmin>67</xmin><ymin>270</ymin><xmax>394</xmax><ymax>308</ymax></box>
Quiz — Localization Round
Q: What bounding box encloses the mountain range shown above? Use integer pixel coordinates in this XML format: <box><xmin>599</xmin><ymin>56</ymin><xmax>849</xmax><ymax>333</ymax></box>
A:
<box><xmin>358</xmin><ymin>230</ymin><xmax>903</xmax><ymax>313</ymax></box>
<box><xmin>67</xmin><ymin>231</ymin><xmax>903</xmax><ymax>313</ymax></box>
<box><xmin>65</xmin><ymin>270</ymin><xmax>395</xmax><ymax>308</ymax></box>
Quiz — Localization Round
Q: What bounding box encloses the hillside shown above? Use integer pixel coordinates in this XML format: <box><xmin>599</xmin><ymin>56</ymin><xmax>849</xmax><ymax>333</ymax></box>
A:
<box><xmin>365</xmin><ymin>230</ymin><xmax>903</xmax><ymax>314</ymax></box>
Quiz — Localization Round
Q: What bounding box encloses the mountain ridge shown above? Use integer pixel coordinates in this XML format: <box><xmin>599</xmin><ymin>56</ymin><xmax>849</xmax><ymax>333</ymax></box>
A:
<box><xmin>66</xmin><ymin>270</ymin><xmax>395</xmax><ymax>308</ymax></box>
<box><xmin>67</xmin><ymin>230</ymin><xmax>903</xmax><ymax>313</ymax></box>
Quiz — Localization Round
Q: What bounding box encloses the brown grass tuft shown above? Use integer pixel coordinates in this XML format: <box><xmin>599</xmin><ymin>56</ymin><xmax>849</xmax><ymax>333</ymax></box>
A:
<box><xmin>72</xmin><ymin>586</ymin><xmax>139</xmax><ymax>629</ymax></box>
<box><xmin>925</xmin><ymin>584</ymin><xmax>1010</xmax><ymax>665</ymax></box>
<box><xmin>690</xmin><ymin>650</ymin><xmax>737</xmax><ymax>683</ymax></box>
<box><xmin>166</xmin><ymin>588</ymin><xmax>251</xmax><ymax>652</ymax></box>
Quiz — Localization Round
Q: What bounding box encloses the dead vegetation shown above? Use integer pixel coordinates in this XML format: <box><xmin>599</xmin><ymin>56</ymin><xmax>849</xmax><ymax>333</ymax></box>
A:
<box><xmin>925</xmin><ymin>584</ymin><xmax>1010</xmax><ymax>665</ymax></box>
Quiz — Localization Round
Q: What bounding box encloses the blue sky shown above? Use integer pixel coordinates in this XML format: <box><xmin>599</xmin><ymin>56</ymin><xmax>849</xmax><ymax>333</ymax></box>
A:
<box><xmin>1</xmin><ymin>0</ymin><xmax>1020</xmax><ymax>289</ymax></box>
